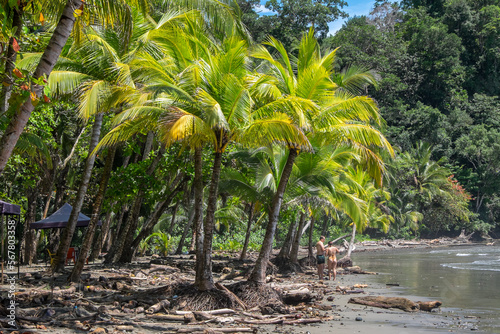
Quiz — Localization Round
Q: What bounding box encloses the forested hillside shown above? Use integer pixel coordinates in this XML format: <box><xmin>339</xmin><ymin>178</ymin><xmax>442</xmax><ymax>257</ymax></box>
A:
<box><xmin>0</xmin><ymin>0</ymin><xmax>498</xmax><ymax>279</ymax></box>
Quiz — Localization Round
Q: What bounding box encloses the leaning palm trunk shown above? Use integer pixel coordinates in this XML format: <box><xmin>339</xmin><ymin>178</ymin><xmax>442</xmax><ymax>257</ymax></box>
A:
<box><xmin>69</xmin><ymin>145</ymin><xmax>116</xmax><ymax>282</ymax></box>
<box><xmin>1</xmin><ymin>5</ymin><xmax>23</xmax><ymax>115</ymax></box>
<box><xmin>195</xmin><ymin>150</ymin><xmax>223</xmax><ymax>291</ymax></box>
<box><xmin>249</xmin><ymin>149</ymin><xmax>298</xmax><ymax>284</ymax></box>
<box><xmin>106</xmin><ymin>145</ymin><xmax>165</xmax><ymax>263</ymax></box>
<box><xmin>108</xmin><ymin>193</ymin><xmax>143</xmax><ymax>262</ymax></box>
<box><xmin>128</xmin><ymin>173</ymin><xmax>187</xmax><ymax>258</ymax></box>
<box><xmin>239</xmin><ymin>202</ymin><xmax>254</xmax><ymax>260</ymax></box>
<box><xmin>53</xmin><ymin>113</ymin><xmax>103</xmax><ymax>272</ymax></box>
<box><xmin>0</xmin><ymin>0</ymin><xmax>82</xmax><ymax>175</ymax></box>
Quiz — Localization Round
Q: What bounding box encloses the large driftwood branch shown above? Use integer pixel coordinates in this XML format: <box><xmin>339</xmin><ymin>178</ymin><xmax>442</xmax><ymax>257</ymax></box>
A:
<box><xmin>349</xmin><ymin>296</ymin><xmax>441</xmax><ymax>312</ymax></box>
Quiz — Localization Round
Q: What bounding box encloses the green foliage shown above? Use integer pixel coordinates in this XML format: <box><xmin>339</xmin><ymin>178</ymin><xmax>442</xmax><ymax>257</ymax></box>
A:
<box><xmin>326</xmin><ymin>1</ymin><xmax>500</xmax><ymax>236</ymax></box>
<box><xmin>238</xmin><ymin>0</ymin><xmax>348</xmax><ymax>48</ymax></box>
<box><xmin>145</xmin><ymin>232</ymin><xmax>172</xmax><ymax>256</ymax></box>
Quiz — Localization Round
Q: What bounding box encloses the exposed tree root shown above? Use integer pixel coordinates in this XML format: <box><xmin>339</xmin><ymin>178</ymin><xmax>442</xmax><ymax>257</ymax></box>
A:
<box><xmin>169</xmin><ymin>283</ymin><xmax>241</xmax><ymax>311</ymax></box>
<box><xmin>272</xmin><ymin>256</ymin><xmax>303</xmax><ymax>274</ymax></box>
<box><xmin>227</xmin><ymin>281</ymin><xmax>283</xmax><ymax>310</ymax></box>
<box><xmin>337</xmin><ymin>256</ymin><xmax>352</xmax><ymax>268</ymax></box>
<box><xmin>298</xmin><ymin>255</ymin><xmax>316</xmax><ymax>267</ymax></box>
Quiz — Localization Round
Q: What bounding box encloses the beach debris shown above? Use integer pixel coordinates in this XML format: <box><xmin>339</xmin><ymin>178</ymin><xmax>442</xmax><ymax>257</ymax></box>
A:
<box><xmin>335</xmin><ymin>285</ymin><xmax>365</xmax><ymax>294</ymax></box>
<box><xmin>348</xmin><ymin>296</ymin><xmax>420</xmax><ymax>312</ymax></box>
<box><xmin>343</xmin><ymin>266</ymin><xmax>377</xmax><ymax>275</ymax></box>
<box><xmin>349</xmin><ymin>296</ymin><xmax>442</xmax><ymax>312</ymax></box>
<box><xmin>281</xmin><ymin>287</ymin><xmax>313</xmax><ymax>305</ymax></box>
<box><xmin>416</xmin><ymin>300</ymin><xmax>442</xmax><ymax>311</ymax></box>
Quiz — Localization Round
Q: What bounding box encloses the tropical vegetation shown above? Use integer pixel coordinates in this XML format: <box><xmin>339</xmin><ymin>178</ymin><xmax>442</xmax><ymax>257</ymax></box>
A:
<box><xmin>1</xmin><ymin>0</ymin><xmax>496</xmax><ymax>290</ymax></box>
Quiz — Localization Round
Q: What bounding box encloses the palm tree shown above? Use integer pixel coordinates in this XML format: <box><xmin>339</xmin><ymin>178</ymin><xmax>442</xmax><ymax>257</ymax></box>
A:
<box><xmin>248</xmin><ymin>29</ymin><xmax>393</xmax><ymax>284</ymax></box>
<box><xmin>342</xmin><ymin>166</ymin><xmax>392</xmax><ymax>258</ymax></box>
<box><xmin>37</xmin><ymin>17</ymin><xmax>146</xmax><ymax>273</ymax></box>
<box><xmin>0</xmin><ymin>0</ymin><xmax>150</xmax><ymax>175</ymax></box>
<box><xmin>218</xmin><ymin>147</ymin><xmax>280</xmax><ymax>260</ymax></box>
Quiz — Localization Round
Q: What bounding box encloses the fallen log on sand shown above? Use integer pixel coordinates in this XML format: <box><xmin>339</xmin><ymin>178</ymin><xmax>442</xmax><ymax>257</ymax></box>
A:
<box><xmin>349</xmin><ymin>296</ymin><xmax>442</xmax><ymax>312</ymax></box>
<box><xmin>417</xmin><ymin>301</ymin><xmax>442</xmax><ymax>311</ymax></box>
<box><xmin>281</xmin><ymin>288</ymin><xmax>313</xmax><ymax>305</ymax></box>
<box><xmin>349</xmin><ymin>296</ymin><xmax>418</xmax><ymax>311</ymax></box>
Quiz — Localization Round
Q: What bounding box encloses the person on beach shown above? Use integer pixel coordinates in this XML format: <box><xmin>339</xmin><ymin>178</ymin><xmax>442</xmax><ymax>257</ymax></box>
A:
<box><xmin>325</xmin><ymin>241</ymin><xmax>340</xmax><ymax>281</ymax></box>
<box><xmin>316</xmin><ymin>236</ymin><xmax>326</xmax><ymax>280</ymax></box>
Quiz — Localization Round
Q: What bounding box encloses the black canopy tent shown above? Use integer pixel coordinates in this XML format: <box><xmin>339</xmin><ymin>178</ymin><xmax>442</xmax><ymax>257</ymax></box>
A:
<box><xmin>1</xmin><ymin>200</ymin><xmax>21</xmax><ymax>284</ymax></box>
<box><xmin>30</xmin><ymin>203</ymin><xmax>101</xmax><ymax>229</ymax></box>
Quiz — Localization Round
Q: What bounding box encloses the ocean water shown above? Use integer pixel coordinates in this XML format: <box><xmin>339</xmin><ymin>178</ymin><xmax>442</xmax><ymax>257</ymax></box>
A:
<box><xmin>353</xmin><ymin>244</ymin><xmax>500</xmax><ymax>333</ymax></box>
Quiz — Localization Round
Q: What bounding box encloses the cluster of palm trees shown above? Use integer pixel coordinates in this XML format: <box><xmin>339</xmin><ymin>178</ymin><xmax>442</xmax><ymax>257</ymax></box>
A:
<box><xmin>1</xmin><ymin>0</ymin><xmax>427</xmax><ymax>291</ymax></box>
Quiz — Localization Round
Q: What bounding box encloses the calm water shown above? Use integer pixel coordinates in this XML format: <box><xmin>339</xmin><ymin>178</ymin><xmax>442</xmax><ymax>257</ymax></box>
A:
<box><xmin>353</xmin><ymin>245</ymin><xmax>500</xmax><ymax>333</ymax></box>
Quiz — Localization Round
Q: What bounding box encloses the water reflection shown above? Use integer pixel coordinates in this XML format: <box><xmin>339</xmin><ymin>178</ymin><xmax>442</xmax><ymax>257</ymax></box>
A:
<box><xmin>353</xmin><ymin>245</ymin><xmax>500</xmax><ymax>332</ymax></box>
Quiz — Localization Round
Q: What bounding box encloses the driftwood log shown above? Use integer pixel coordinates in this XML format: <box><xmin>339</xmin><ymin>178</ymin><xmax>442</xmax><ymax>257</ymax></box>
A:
<box><xmin>349</xmin><ymin>296</ymin><xmax>441</xmax><ymax>312</ymax></box>
<box><xmin>417</xmin><ymin>301</ymin><xmax>442</xmax><ymax>311</ymax></box>
<box><xmin>146</xmin><ymin>299</ymin><xmax>171</xmax><ymax>314</ymax></box>
<box><xmin>281</xmin><ymin>288</ymin><xmax>313</xmax><ymax>305</ymax></box>
<box><xmin>349</xmin><ymin>296</ymin><xmax>419</xmax><ymax>312</ymax></box>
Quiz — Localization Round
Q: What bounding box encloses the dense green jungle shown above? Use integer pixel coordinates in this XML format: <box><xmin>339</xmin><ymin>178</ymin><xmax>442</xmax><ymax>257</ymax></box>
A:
<box><xmin>0</xmin><ymin>0</ymin><xmax>499</xmax><ymax>287</ymax></box>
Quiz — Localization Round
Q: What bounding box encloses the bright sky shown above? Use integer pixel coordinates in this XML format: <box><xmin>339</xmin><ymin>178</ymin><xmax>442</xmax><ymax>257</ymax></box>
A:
<box><xmin>329</xmin><ymin>0</ymin><xmax>376</xmax><ymax>35</ymax></box>
<box><xmin>256</xmin><ymin>0</ymin><xmax>376</xmax><ymax>36</ymax></box>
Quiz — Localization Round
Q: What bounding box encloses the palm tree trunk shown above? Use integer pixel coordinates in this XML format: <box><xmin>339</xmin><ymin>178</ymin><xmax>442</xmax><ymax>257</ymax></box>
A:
<box><xmin>239</xmin><ymin>202</ymin><xmax>254</xmax><ymax>260</ymax></box>
<box><xmin>53</xmin><ymin>163</ymin><xmax>70</xmax><ymax>211</ymax></box>
<box><xmin>21</xmin><ymin>186</ymin><xmax>39</xmax><ymax>265</ymax></box>
<box><xmin>69</xmin><ymin>145</ymin><xmax>116</xmax><ymax>282</ymax></box>
<box><xmin>1</xmin><ymin>4</ymin><xmax>24</xmax><ymax>115</ymax></box>
<box><xmin>90</xmin><ymin>208</ymin><xmax>113</xmax><ymax>259</ymax></box>
<box><xmin>276</xmin><ymin>215</ymin><xmax>299</xmax><ymax>260</ymax></box>
<box><xmin>111</xmin><ymin>207</ymin><xmax>127</xmax><ymax>245</ymax></box>
<box><xmin>142</xmin><ymin>131</ymin><xmax>154</xmax><ymax>160</ymax></box>
<box><xmin>321</xmin><ymin>215</ymin><xmax>330</xmax><ymax>237</ymax></box>
<box><xmin>109</xmin><ymin>145</ymin><xmax>165</xmax><ymax>263</ymax></box>
<box><xmin>193</xmin><ymin>147</ymin><xmax>204</xmax><ymax>278</ymax></box>
<box><xmin>128</xmin><ymin>173</ymin><xmax>187</xmax><ymax>256</ymax></box>
<box><xmin>0</xmin><ymin>0</ymin><xmax>83</xmax><ymax>175</ymax></box>
<box><xmin>195</xmin><ymin>150</ymin><xmax>223</xmax><ymax>291</ymax></box>
<box><xmin>307</xmin><ymin>216</ymin><xmax>315</xmax><ymax>259</ymax></box>
<box><xmin>249</xmin><ymin>149</ymin><xmax>298</xmax><ymax>284</ymax></box>
<box><xmin>167</xmin><ymin>202</ymin><xmax>179</xmax><ymax>236</ymax></box>
<box><xmin>176</xmin><ymin>203</ymin><xmax>195</xmax><ymax>255</ymax></box>
<box><xmin>290</xmin><ymin>212</ymin><xmax>306</xmax><ymax>264</ymax></box>
<box><xmin>108</xmin><ymin>192</ymin><xmax>143</xmax><ymax>263</ymax></box>
<box><xmin>53</xmin><ymin>112</ymin><xmax>103</xmax><ymax>272</ymax></box>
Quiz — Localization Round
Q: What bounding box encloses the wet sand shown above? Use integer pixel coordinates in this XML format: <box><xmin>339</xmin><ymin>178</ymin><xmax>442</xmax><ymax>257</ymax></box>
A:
<box><xmin>260</xmin><ymin>271</ymin><xmax>471</xmax><ymax>334</ymax></box>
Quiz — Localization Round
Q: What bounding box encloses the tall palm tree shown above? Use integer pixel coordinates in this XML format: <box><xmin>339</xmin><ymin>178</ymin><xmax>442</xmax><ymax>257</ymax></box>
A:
<box><xmin>248</xmin><ymin>29</ymin><xmax>393</xmax><ymax>284</ymax></box>
<box><xmin>97</xmin><ymin>28</ymin><xmax>309</xmax><ymax>290</ymax></box>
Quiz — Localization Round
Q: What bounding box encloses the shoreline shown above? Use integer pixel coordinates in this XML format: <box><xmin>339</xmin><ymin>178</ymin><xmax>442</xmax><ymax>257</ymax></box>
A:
<box><xmin>2</xmin><ymin>241</ymin><xmax>496</xmax><ymax>333</ymax></box>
